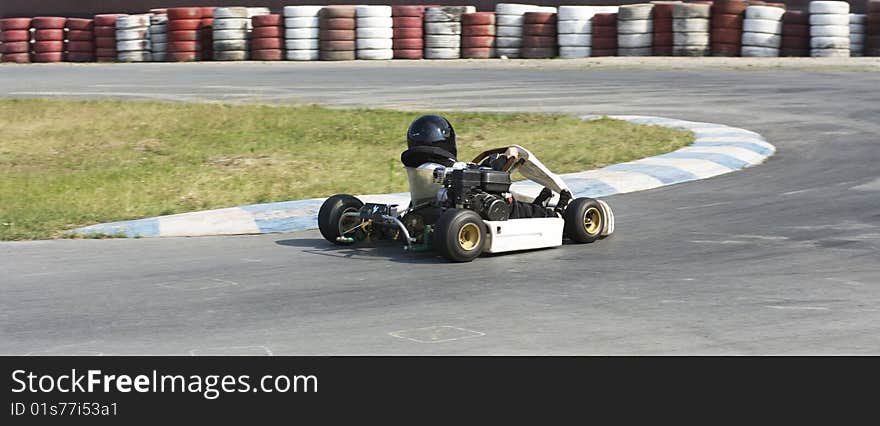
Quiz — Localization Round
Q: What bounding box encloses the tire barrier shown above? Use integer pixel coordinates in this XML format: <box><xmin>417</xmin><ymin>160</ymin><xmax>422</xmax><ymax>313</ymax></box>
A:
<box><xmin>711</xmin><ymin>0</ymin><xmax>746</xmax><ymax>57</ymax></box>
<box><xmin>65</xmin><ymin>18</ymin><xmax>94</xmax><ymax>62</ymax></box>
<box><xmin>617</xmin><ymin>4</ymin><xmax>653</xmax><ymax>56</ymax></box>
<box><xmin>0</xmin><ymin>18</ymin><xmax>32</xmax><ymax>63</ymax></box>
<box><xmin>741</xmin><ymin>5</ymin><xmax>784</xmax><ymax>57</ymax></box>
<box><xmin>651</xmin><ymin>1</ymin><xmax>678</xmax><ymax>56</ymax></box>
<box><xmin>591</xmin><ymin>12</ymin><xmax>618</xmax><ymax>57</ymax></box>
<box><xmin>781</xmin><ymin>10</ymin><xmax>810</xmax><ymax>57</ymax></box>
<box><xmin>116</xmin><ymin>14</ymin><xmax>151</xmax><ymax>62</ymax></box>
<box><xmin>557</xmin><ymin>6</ymin><xmax>603</xmax><ymax>59</ymax></box>
<box><xmin>494</xmin><ymin>3</ymin><xmax>540</xmax><ymax>58</ymax></box>
<box><xmin>165</xmin><ymin>8</ymin><xmax>200</xmax><ymax>61</ymax></box>
<box><xmin>461</xmin><ymin>12</ymin><xmax>496</xmax><ymax>59</ymax></box>
<box><xmin>522</xmin><ymin>11</ymin><xmax>557</xmax><ymax>58</ymax></box>
<box><xmin>284</xmin><ymin>6</ymin><xmax>322</xmax><ymax>61</ymax></box>
<box><xmin>424</xmin><ymin>6</ymin><xmax>475</xmax><ymax>59</ymax></box>
<box><xmin>251</xmin><ymin>13</ymin><xmax>282</xmax><ymax>60</ymax></box>
<box><xmin>672</xmin><ymin>3</ymin><xmax>710</xmax><ymax>56</ymax></box>
<box><xmin>213</xmin><ymin>7</ymin><xmax>249</xmax><ymax>61</ymax></box>
<box><xmin>356</xmin><ymin>5</ymin><xmax>393</xmax><ymax>60</ymax></box>
<box><xmin>149</xmin><ymin>14</ymin><xmax>167</xmax><ymax>62</ymax></box>
<box><xmin>850</xmin><ymin>13</ymin><xmax>865</xmax><ymax>57</ymax></box>
<box><xmin>31</xmin><ymin>16</ymin><xmax>66</xmax><ymax>62</ymax></box>
<box><xmin>200</xmin><ymin>7</ymin><xmax>214</xmax><ymax>62</ymax></box>
<box><xmin>320</xmin><ymin>6</ymin><xmax>356</xmax><ymax>61</ymax></box>
<box><xmin>809</xmin><ymin>1</ymin><xmax>850</xmax><ymax>57</ymax></box>
<box><xmin>868</xmin><ymin>0</ymin><xmax>880</xmax><ymax>56</ymax></box>
<box><xmin>392</xmin><ymin>5</ymin><xmax>428</xmax><ymax>59</ymax></box>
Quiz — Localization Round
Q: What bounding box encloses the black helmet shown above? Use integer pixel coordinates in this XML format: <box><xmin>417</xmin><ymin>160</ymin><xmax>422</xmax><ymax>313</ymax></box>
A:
<box><xmin>406</xmin><ymin>114</ymin><xmax>456</xmax><ymax>158</ymax></box>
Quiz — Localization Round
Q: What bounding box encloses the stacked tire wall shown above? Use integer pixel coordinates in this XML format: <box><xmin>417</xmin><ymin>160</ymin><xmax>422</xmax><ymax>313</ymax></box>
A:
<box><xmin>495</xmin><ymin>3</ymin><xmax>538</xmax><ymax>59</ymax></box>
<box><xmin>673</xmin><ymin>3</ymin><xmax>711</xmax><ymax>56</ymax></box>
<box><xmin>711</xmin><ymin>0</ymin><xmax>747</xmax><ymax>57</ymax></box>
<box><xmin>618</xmin><ymin>4</ymin><xmax>653</xmax><ymax>56</ymax></box>
<box><xmin>868</xmin><ymin>0</ymin><xmax>880</xmax><ymax>56</ymax></box>
<box><xmin>1</xmin><ymin>17</ymin><xmax>31</xmax><ymax>63</ymax></box>
<box><xmin>200</xmin><ymin>7</ymin><xmax>214</xmax><ymax>61</ymax></box>
<box><xmin>66</xmin><ymin>18</ymin><xmax>94</xmax><ymax>62</ymax></box>
<box><xmin>251</xmin><ymin>13</ymin><xmax>282</xmax><ymax>60</ymax></box>
<box><xmin>849</xmin><ymin>13</ymin><xmax>864</xmax><ymax>56</ymax></box>
<box><xmin>781</xmin><ymin>10</ymin><xmax>810</xmax><ymax>56</ymax></box>
<box><xmin>741</xmin><ymin>5</ymin><xmax>784</xmax><ymax>57</ymax></box>
<box><xmin>592</xmin><ymin>12</ymin><xmax>618</xmax><ymax>57</ymax></box>
<box><xmin>32</xmin><ymin>17</ymin><xmax>67</xmax><ymax>63</ymax></box>
<box><xmin>424</xmin><ymin>6</ymin><xmax>474</xmax><ymax>59</ymax></box>
<box><xmin>116</xmin><ymin>14</ymin><xmax>151</xmax><ymax>62</ymax></box>
<box><xmin>320</xmin><ymin>6</ymin><xmax>356</xmax><ymax>61</ymax></box>
<box><xmin>809</xmin><ymin>1</ymin><xmax>850</xmax><ymax>57</ymax></box>
<box><xmin>651</xmin><ymin>2</ymin><xmax>676</xmax><ymax>56</ymax></box>
<box><xmin>166</xmin><ymin>7</ymin><xmax>201</xmax><ymax>62</ymax></box>
<box><xmin>392</xmin><ymin>5</ymin><xmax>427</xmax><ymax>59</ymax></box>
<box><xmin>557</xmin><ymin>6</ymin><xmax>595</xmax><ymax>59</ymax></box>
<box><xmin>522</xmin><ymin>11</ymin><xmax>557</xmax><ymax>58</ymax></box>
<box><xmin>149</xmin><ymin>12</ymin><xmax>167</xmax><ymax>62</ymax></box>
<box><xmin>213</xmin><ymin>7</ymin><xmax>249</xmax><ymax>61</ymax></box>
<box><xmin>284</xmin><ymin>6</ymin><xmax>321</xmax><ymax>61</ymax></box>
<box><xmin>461</xmin><ymin>11</ymin><xmax>496</xmax><ymax>59</ymax></box>
<box><xmin>356</xmin><ymin>5</ymin><xmax>393</xmax><ymax>60</ymax></box>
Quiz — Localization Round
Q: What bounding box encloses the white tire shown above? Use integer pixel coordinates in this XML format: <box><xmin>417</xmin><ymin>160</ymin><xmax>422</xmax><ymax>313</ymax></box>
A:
<box><xmin>150</xmin><ymin>15</ymin><xmax>168</xmax><ymax>25</ymax></box>
<box><xmin>743</xmin><ymin>19</ymin><xmax>783</xmax><ymax>35</ymax></box>
<box><xmin>618</xmin><ymin>33</ymin><xmax>653</xmax><ymax>48</ymax></box>
<box><xmin>810</xmin><ymin>25</ymin><xmax>850</xmax><ymax>37</ymax></box>
<box><xmin>617</xmin><ymin>19</ymin><xmax>652</xmax><ymax>34</ymax></box>
<box><xmin>811</xmin><ymin>36</ymin><xmax>850</xmax><ymax>49</ymax></box>
<box><xmin>810</xmin><ymin>14</ymin><xmax>849</xmax><ymax>26</ymax></box>
<box><xmin>423</xmin><ymin>47</ymin><xmax>460</xmax><ymax>59</ymax></box>
<box><xmin>213</xmin><ymin>18</ymin><xmax>249</xmax><ymax>31</ymax></box>
<box><xmin>116</xmin><ymin>29</ymin><xmax>149</xmax><ymax>41</ymax></box>
<box><xmin>495</xmin><ymin>14</ymin><xmax>524</xmax><ymax>26</ymax></box>
<box><xmin>214</xmin><ymin>39</ymin><xmax>248</xmax><ymax>51</ymax></box>
<box><xmin>356</xmin><ymin>17</ymin><xmax>393</xmax><ymax>28</ymax></box>
<box><xmin>810</xmin><ymin>48</ymin><xmax>850</xmax><ymax>57</ymax></box>
<box><xmin>117</xmin><ymin>51</ymin><xmax>151</xmax><ymax>62</ymax></box>
<box><xmin>618</xmin><ymin>4</ymin><xmax>654</xmax><ymax>21</ymax></box>
<box><xmin>213</xmin><ymin>29</ymin><xmax>248</xmax><ymax>40</ymax></box>
<box><xmin>116</xmin><ymin>14</ymin><xmax>151</xmax><ymax>29</ymax></box>
<box><xmin>535</xmin><ymin>7</ymin><xmax>558</xmax><ymax>14</ymax></box>
<box><xmin>247</xmin><ymin>7</ymin><xmax>270</xmax><ymax>18</ymax></box>
<box><xmin>745</xmin><ymin>6</ymin><xmax>785</xmax><ymax>21</ymax></box>
<box><xmin>283</xmin><ymin>6</ymin><xmax>323</xmax><ymax>18</ymax></box>
<box><xmin>214</xmin><ymin>7</ymin><xmax>249</xmax><ymax>19</ymax></box>
<box><xmin>214</xmin><ymin>50</ymin><xmax>248</xmax><ymax>61</ymax></box>
<box><xmin>558</xmin><ymin>20</ymin><xmax>591</xmax><ymax>34</ymax></box>
<box><xmin>672</xmin><ymin>4</ymin><xmax>711</xmax><ymax>19</ymax></box>
<box><xmin>617</xmin><ymin>47</ymin><xmax>652</xmax><ymax>56</ymax></box>
<box><xmin>285</xmin><ymin>28</ymin><xmax>319</xmax><ymax>39</ymax></box>
<box><xmin>808</xmin><ymin>1</ymin><xmax>850</xmax><ymax>15</ymax></box>
<box><xmin>849</xmin><ymin>14</ymin><xmax>866</xmax><ymax>25</ymax></box>
<box><xmin>558</xmin><ymin>6</ymin><xmax>599</xmax><ymax>21</ymax></box>
<box><xmin>285</xmin><ymin>38</ymin><xmax>319</xmax><ymax>50</ymax></box>
<box><xmin>495</xmin><ymin>36</ymin><xmax>523</xmax><ymax>48</ymax></box>
<box><xmin>285</xmin><ymin>49</ymin><xmax>319</xmax><ymax>60</ymax></box>
<box><xmin>356</xmin><ymin>5</ymin><xmax>391</xmax><ymax>17</ymax></box>
<box><xmin>425</xmin><ymin>35</ymin><xmax>461</xmax><ymax>48</ymax></box>
<box><xmin>673</xmin><ymin>18</ymin><xmax>709</xmax><ymax>33</ymax></box>
<box><xmin>150</xmin><ymin>32</ymin><xmax>167</xmax><ymax>44</ymax></box>
<box><xmin>558</xmin><ymin>33</ymin><xmax>591</xmax><ymax>46</ymax></box>
<box><xmin>673</xmin><ymin>32</ymin><xmax>709</xmax><ymax>45</ymax></box>
<box><xmin>117</xmin><ymin>39</ymin><xmax>150</xmax><ymax>51</ymax></box>
<box><xmin>425</xmin><ymin>6</ymin><xmax>475</xmax><ymax>22</ymax></box>
<box><xmin>742</xmin><ymin>32</ymin><xmax>781</xmax><ymax>48</ymax></box>
<box><xmin>284</xmin><ymin>17</ymin><xmax>319</xmax><ymax>28</ymax></box>
<box><xmin>496</xmin><ymin>3</ymin><xmax>540</xmax><ymax>15</ymax></box>
<box><xmin>356</xmin><ymin>38</ymin><xmax>392</xmax><ymax>49</ymax></box>
<box><xmin>496</xmin><ymin>25</ymin><xmax>523</xmax><ymax>37</ymax></box>
<box><xmin>425</xmin><ymin>22</ymin><xmax>461</xmax><ymax>35</ymax></box>
<box><xmin>741</xmin><ymin>45</ymin><xmax>779</xmax><ymax>57</ymax></box>
<box><xmin>356</xmin><ymin>48</ymin><xmax>393</xmax><ymax>59</ymax></box>
<box><xmin>356</xmin><ymin>27</ymin><xmax>393</xmax><ymax>39</ymax></box>
<box><xmin>559</xmin><ymin>46</ymin><xmax>591</xmax><ymax>58</ymax></box>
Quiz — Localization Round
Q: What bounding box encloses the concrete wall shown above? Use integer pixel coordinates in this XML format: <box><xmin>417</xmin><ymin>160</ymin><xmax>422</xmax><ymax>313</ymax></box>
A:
<box><xmin>0</xmin><ymin>1</ymin><xmax>867</xmax><ymax>18</ymax></box>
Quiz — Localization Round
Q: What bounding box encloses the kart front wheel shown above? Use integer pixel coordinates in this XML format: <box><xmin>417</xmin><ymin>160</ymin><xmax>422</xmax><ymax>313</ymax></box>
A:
<box><xmin>433</xmin><ymin>209</ymin><xmax>486</xmax><ymax>262</ymax></box>
<box><xmin>318</xmin><ymin>194</ymin><xmax>364</xmax><ymax>245</ymax></box>
<box><xmin>564</xmin><ymin>197</ymin><xmax>605</xmax><ymax>244</ymax></box>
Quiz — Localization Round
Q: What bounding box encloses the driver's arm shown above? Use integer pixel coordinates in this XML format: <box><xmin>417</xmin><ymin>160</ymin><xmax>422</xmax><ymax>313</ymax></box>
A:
<box><xmin>479</xmin><ymin>146</ymin><xmax>521</xmax><ymax>171</ymax></box>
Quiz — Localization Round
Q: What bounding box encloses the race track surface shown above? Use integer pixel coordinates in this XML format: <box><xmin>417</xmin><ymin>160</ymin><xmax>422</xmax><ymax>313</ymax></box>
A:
<box><xmin>1</xmin><ymin>61</ymin><xmax>879</xmax><ymax>354</ymax></box>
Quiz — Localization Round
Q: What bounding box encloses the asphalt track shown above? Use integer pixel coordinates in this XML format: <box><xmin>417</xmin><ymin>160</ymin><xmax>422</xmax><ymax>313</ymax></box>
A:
<box><xmin>1</xmin><ymin>61</ymin><xmax>879</xmax><ymax>355</ymax></box>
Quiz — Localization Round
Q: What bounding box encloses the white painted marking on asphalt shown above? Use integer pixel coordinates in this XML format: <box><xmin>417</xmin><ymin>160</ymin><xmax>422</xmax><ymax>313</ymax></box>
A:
<box><xmin>677</xmin><ymin>145</ymin><xmax>767</xmax><ymax>165</ymax></box>
<box><xmin>636</xmin><ymin>157</ymin><xmax>734</xmax><ymax>178</ymax></box>
<box><xmin>782</xmin><ymin>188</ymin><xmax>816</xmax><ymax>196</ymax></box>
<box><xmin>766</xmin><ymin>306</ymin><xmax>830</xmax><ymax>311</ymax></box>
<box><xmin>675</xmin><ymin>201</ymin><xmax>731</xmax><ymax>210</ymax></box>
<box><xmin>389</xmin><ymin>325</ymin><xmax>485</xmax><ymax>344</ymax></box>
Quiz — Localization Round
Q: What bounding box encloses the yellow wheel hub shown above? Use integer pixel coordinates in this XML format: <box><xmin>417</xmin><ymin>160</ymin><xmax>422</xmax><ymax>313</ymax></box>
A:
<box><xmin>583</xmin><ymin>207</ymin><xmax>602</xmax><ymax>235</ymax></box>
<box><xmin>458</xmin><ymin>223</ymin><xmax>481</xmax><ymax>251</ymax></box>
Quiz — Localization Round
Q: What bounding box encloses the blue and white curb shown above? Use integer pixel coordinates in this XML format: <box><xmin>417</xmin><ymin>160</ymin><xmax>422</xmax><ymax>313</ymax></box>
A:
<box><xmin>71</xmin><ymin>115</ymin><xmax>775</xmax><ymax>238</ymax></box>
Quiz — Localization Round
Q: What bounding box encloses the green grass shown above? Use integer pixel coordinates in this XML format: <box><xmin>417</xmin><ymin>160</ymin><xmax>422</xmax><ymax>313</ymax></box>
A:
<box><xmin>0</xmin><ymin>99</ymin><xmax>693</xmax><ymax>240</ymax></box>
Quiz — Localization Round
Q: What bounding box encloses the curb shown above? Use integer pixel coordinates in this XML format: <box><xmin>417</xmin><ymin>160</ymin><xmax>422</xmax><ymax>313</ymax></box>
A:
<box><xmin>71</xmin><ymin>115</ymin><xmax>775</xmax><ymax>238</ymax></box>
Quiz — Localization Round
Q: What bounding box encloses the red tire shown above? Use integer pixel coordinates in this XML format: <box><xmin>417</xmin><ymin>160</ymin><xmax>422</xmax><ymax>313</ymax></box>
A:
<box><xmin>653</xmin><ymin>18</ymin><xmax>673</xmax><ymax>33</ymax></box>
<box><xmin>167</xmin><ymin>41</ymin><xmax>199</xmax><ymax>52</ymax></box>
<box><xmin>65</xmin><ymin>18</ymin><xmax>93</xmax><ymax>31</ymax></box>
<box><xmin>521</xmin><ymin>47</ymin><xmax>557</xmax><ymax>58</ymax></box>
<box><xmin>67</xmin><ymin>30</ymin><xmax>94</xmax><ymax>41</ymax></box>
<box><xmin>320</xmin><ymin>6</ymin><xmax>357</xmax><ymax>19</ymax></box>
<box><xmin>0</xmin><ymin>18</ymin><xmax>32</xmax><ymax>31</ymax></box>
<box><xmin>392</xmin><ymin>38</ymin><xmax>423</xmax><ymax>49</ymax></box>
<box><xmin>392</xmin><ymin>5</ymin><xmax>427</xmax><ymax>17</ymax></box>
<box><xmin>652</xmin><ymin>45</ymin><xmax>673</xmax><ymax>56</ymax></box>
<box><xmin>251</xmin><ymin>49</ymin><xmax>283</xmax><ymax>61</ymax></box>
<box><xmin>461</xmin><ymin>36</ymin><xmax>494</xmax><ymax>48</ymax></box>
<box><xmin>167</xmin><ymin>7</ymin><xmax>202</xmax><ymax>20</ymax></box>
<box><xmin>522</xmin><ymin>36</ymin><xmax>556</xmax><ymax>48</ymax></box>
<box><xmin>782</xmin><ymin>24</ymin><xmax>809</xmax><ymax>38</ymax></box>
<box><xmin>1</xmin><ymin>41</ymin><xmax>30</xmax><ymax>54</ymax></box>
<box><xmin>94</xmin><ymin>37</ymin><xmax>117</xmax><ymax>48</ymax></box>
<box><xmin>96</xmin><ymin>56</ymin><xmax>117</xmax><ymax>62</ymax></box>
<box><xmin>1</xmin><ymin>30</ymin><xmax>30</xmax><ymax>42</ymax></box>
<box><xmin>31</xmin><ymin>17</ymin><xmax>67</xmax><ymax>29</ymax></box>
<box><xmin>592</xmin><ymin>26</ymin><xmax>617</xmax><ymax>38</ymax></box>
<box><xmin>251</xmin><ymin>38</ymin><xmax>282</xmax><ymax>50</ymax></box>
<box><xmin>712</xmin><ymin>42</ymin><xmax>741</xmax><ymax>56</ymax></box>
<box><xmin>392</xmin><ymin>17</ymin><xmax>422</xmax><ymax>28</ymax></box>
<box><xmin>712</xmin><ymin>13</ymin><xmax>743</xmax><ymax>29</ymax></box>
<box><xmin>393</xmin><ymin>49</ymin><xmax>423</xmax><ymax>59</ymax></box>
<box><xmin>462</xmin><ymin>25</ymin><xmax>495</xmax><ymax>37</ymax></box>
<box><xmin>168</xmin><ymin>19</ymin><xmax>201</xmax><ymax>31</ymax></box>
<box><xmin>150</xmin><ymin>8</ymin><xmax>168</xmax><ymax>15</ymax></box>
<box><xmin>166</xmin><ymin>51</ymin><xmax>199</xmax><ymax>61</ymax></box>
<box><xmin>252</xmin><ymin>27</ymin><xmax>282</xmax><ymax>38</ymax></box>
<box><xmin>252</xmin><ymin>14</ymin><xmax>282</xmax><ymax>27</ymax></box>
<box><xmin>94</xmin><ymin>26</ymin><xmax>116</xmax><ymax>37</ymax></box>
<box><xmin>462</xmin><ymin>12</ymin><xmax>495</xmax><ymax>26</ymax></box>
<box><xmin>393</xmin><ymin>27</ymin><xmax>422</xmax><ymax>38</ymax></box>
<box><xmin>652</xmin><ymin>4</ymin><xmax>675</xmax><ymax>20</ymax></box>
<box><xmin>712</xmin><ymin>0</ymin><xmax>748</xmax><ymax>15</ymax></box>
<box><xmin>523</xmin><ymin>23</ymin><xmax>557</xmax><ymax>37</ymax></box>
<box><xmin>200</xmin><ymin>7</ymin><xmax>215</xmax><ymax>18</ymax></box>
<box><xmin>591</xmin><ymin>48</ymin><xmax>617</xmax><ymax>57</ymax></box>
<box><xmin>34</xmin><ymin>29</ymin><xmax>65</xmax><ymax>41</ymax></box>
<box><xmin>712</xmin><ymin>28</ymin><xmax>741</xmax><ymax>44</ymax></box>
<box><xmin>95</xmin><ymin>47</ymin><xmax>117</xmax><ymax>57</ymax></box>
<box><xmin>591</xmin><ymin>36</ymin><xmax>617</xmax><ymax>49</ymax></box>
<box><xmin>32</xmin><ymin>52</ymin><xmax>64</xmax><ymax>62</ymax></box>
<box><xmin>66</xmin><ymin>41</ymin><xmax>95</xmax><ymax>52</ymax></box>
<box><xmin>782</xmin><ymin>11</ymin><xmax>808</xmax><ymax>25</ymax></box>
<box><xmin>199</xmin><ymin>18</ymin><xmax>213</xmax><ymax>28</ymax></box>
<box><xmin>93</xmin><ymin>15</ymin><xmax>120</xmax><ymax>27</ymax></box>
<box><xmin>320</xmin><ymin>40</ymin><xmax>355</xmax><ymax>50</ymax></box>
<box><xmin>67</xmin><ymin>52</ymin><xmax>95</xmax><ymax>62</ymax></box>
<box><xmin>1</xmin><ymin>53</ymin><xmax>31</xmax><ymax>63</ymax></box>
<box><xmin>592</xmin><ymin>14</ymin><xmax>617</xmax><ymax>26</ymax></box>
<box><xmin>461</xmin><ymin>47</ymin><xmax>494</xmax><ymax>58</ymax></box>
<box><xmin>780</xmin><ymin>36</ymin><xmax>809</xmax><ymax>49</ymax></box>
<box><xmin>168</xmin><ymin>30</ymin><xmax>199</xmax><ymax>42</ymax></box>
<box><xmin>523</xmin><ymin>12</ymin><xmax>556</xmax><ymax>25</ymax></box>
<box><xmin>320</xmin><ymin>30</ymin><xmax>355</xmax><ymax>41</ymax></box>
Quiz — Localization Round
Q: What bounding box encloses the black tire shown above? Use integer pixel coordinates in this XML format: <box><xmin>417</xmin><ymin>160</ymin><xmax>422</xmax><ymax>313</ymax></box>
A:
<box><xmin>318</xmin><ymin>194</ymin><xmax>364</xmax><ymax>245</ymax></box>
<box><xmin>564</xmin><ymin>197</ymin><xmax>605</xmax><ymax>244</ymax></box>
<box><xmin>433</xmin><ymin>209</ymin><xmax>486</xmax><ymax>262</ymax></box>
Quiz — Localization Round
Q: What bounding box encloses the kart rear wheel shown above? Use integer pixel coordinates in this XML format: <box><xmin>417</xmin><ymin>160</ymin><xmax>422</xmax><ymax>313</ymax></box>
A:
<box><xmin>564</xmin><ymin>197</ymin><xmax>605</xmax><ymax>243</ymax></box>
<box><xmin>433</xmin><ymin>209</ymin><xmax>486</xmax><ymax>262</ymax></box>
<box><xmin>318</xmin><ymin>194</ymin><xmax>364</xmax><ymax>245</ymax></box>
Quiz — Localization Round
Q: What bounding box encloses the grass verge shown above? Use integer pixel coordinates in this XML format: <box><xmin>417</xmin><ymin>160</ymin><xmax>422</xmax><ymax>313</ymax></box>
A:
<box><xmin>0</xmin><ymin>99</ymin><xmax>693</xmax><ymax>240</ymax></box>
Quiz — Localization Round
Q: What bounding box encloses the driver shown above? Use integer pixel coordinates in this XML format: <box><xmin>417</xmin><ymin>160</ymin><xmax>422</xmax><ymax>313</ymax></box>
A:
<box><xmin>400</xmin><ymin>114</ymin><xmax>572</xmax><ymax>219</ymax></box>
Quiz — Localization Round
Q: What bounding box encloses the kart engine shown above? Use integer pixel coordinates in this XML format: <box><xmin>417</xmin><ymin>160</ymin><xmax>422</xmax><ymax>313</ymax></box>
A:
<box><xmin>433</xmin><ymin>165</ymin><xmax>512</xmax><ymax>221</ymax></box>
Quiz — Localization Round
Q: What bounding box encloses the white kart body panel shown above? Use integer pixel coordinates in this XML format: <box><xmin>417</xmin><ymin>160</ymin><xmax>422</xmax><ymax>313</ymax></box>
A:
<box><xmin>507</xmin><ymin>145</ymin><xmax>570</xmax><ymax>195</ymax></box>
<box><xmin>484</xmin><ymin>217</ymin><xmax>564</xmax><ymax>253</ymax></box>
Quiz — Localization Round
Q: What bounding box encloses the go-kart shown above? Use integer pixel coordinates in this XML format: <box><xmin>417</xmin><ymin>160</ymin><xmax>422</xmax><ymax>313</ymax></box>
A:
<box><xmin>317</xmin><ymin>145</ymin><xmax>614</xmax><ymax>262</ymax></box>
